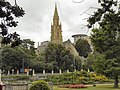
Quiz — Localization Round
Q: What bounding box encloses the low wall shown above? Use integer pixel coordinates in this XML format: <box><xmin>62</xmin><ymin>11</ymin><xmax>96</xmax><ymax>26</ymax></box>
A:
<box><xmin>2</xmin><ymin>84</ymin><xmax>28</xmax><ymax>90</ymax></box>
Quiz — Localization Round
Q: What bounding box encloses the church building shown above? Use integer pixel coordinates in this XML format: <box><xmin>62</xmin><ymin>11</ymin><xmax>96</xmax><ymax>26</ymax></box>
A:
<box><xmin>36</xmin><ymin>4</ymin><xmax>87</xmax><ymax>58</ymax></box>
<box><xmin>51</xmin><ymin>4</ymin><xmax>63</xmax><ymax>44</ymax></box>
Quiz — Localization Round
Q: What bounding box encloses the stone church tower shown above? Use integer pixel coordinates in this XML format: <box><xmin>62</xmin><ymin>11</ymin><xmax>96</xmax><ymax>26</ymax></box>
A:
<box><xmin>51</xmin><ymin>4</ymin><xmax>63</xmax><ymax>44</ymax></box>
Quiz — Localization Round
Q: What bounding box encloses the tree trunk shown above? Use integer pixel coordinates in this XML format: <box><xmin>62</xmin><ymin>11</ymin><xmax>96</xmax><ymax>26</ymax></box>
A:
<box><xmin>113</xmin><ymin>75</ymin><xmax>119</xmax><ymax>88</ymax></box>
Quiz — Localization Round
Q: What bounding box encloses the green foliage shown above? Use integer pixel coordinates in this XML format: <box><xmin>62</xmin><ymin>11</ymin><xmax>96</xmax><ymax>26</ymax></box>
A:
<box><xmin>22</xmin><ymin>39</ymin><xmax>35</xmax><ymax>51</ymax></box>
<box><xmin>87</xmin><ymin>0</ymin><xmax>120</xmax><ymax>88</ymax></box>
<box><xmin>1</xmin><ymin>46</ymin><xmax>33</xmax><ymax>70</ymax></box>
<box><xmin>0</xmin><ymin>0</ymin><xmax>25</xmax><ymax>46</ymax></box>
<box><xmin>44</xmin><ymin>43</ymin><xmax>74</xmax><ymax>72</ymax></box>
<box><xmin>2</xmin><ymin>75</ymin><xmax>30</xmax><ymax>80</ymax></box>
<box><xmin>86</xmin><ymin>54</ymin><xmax>95</xmax><ymax>71</ymax></box>
<box><xmin>30</xmin><ymin>80</ymin><xmax>50</xmax><ymax>90</ymax></box>
<box><xmin>87</xmin><ymin>0</ymin><xmax>117</xmax><ymax>28</ymax></box>
<box><xmin>74</xmin><ymin>56</ymin><xmax>82</xmax><ymax>71</ymax></box>
<box><xmin>47</xmin><ymin>71</ymin><xmax>108</xmax><ymax>84</ymax></box>
<box><xmin>34</xmin><ymin>43</ymin><xmax>82</xmax><ymax>72</ymax></box>
<box><xmin>32</xmin><ymin>54</ymin><xmax>46</xmax><ymax>73</ymax></box>
<box><xmin>88</xmin><ymin>53</ymin><xmax>120</xmax><ymax>88</ymax></box>
<box><xmin>75</xmin><ymin>39</ymin><xmax>92</xmax><ymax>58</ymax></box>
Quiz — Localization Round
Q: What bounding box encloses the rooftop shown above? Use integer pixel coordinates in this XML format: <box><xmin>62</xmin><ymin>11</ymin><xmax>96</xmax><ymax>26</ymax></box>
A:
<box><xmin>72</xmin><ymin>34</ymin><xmax>87</xmax><ymax>37</ymax></box>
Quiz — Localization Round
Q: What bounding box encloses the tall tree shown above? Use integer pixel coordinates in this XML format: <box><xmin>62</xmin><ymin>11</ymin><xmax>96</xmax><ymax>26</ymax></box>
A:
<box><xmin>44</xmin><ymin>43</ymin><xmax>74</xmax><ymax>72</ymax></box>
<box><xmin>75</xmin><ymin>38</ymin><xmax>92</xmax><ymax>58</ymax></box>
<box><xmin>21</xmin><ymin>39</ymin><xmax>36</xmax><ymax>56</ymax></box>
<box><xmin>22</xmin><ymin>39</ymin><xmax>35</xmax><ymax>50</ymax></box>
<box><xmin>1</xmin><ymin>46</ymin><xmax>31</xmax><ymax>70</ymax></box>
<box><xmin>87</xmin><ymin>0</ymin><xmax>120</xmax><ymax>88</ymax></box>
<box><xmin>33</xmin><ymin>54</ymin><xmax>46</xmax><ymax>73</ymax></box>
<box><xmin>0</xmin><ymin>0</ymin><xmax>25</xmax><ymax>47</ymax></box>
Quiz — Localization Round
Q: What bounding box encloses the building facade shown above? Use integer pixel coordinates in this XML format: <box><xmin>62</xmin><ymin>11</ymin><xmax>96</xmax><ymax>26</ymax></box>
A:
<box><xmin>51</xmin><ymin>4</ymin><xmax>63</xmax><ymax>44</ymax></box>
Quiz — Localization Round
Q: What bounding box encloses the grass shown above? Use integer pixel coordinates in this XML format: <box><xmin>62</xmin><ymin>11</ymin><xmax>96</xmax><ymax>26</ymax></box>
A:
<box><xmin>53</xmin><ymin>84</ymin><xmax>120</xmax><ymax>90</ymax></box>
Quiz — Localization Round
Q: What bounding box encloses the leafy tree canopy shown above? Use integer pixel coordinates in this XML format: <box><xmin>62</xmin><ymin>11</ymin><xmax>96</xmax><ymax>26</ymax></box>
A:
<box><xmin>1</xmin><ymin>46</ymin><xmax>32</xmax><ymax>70</ymax></box>
<box><xmin>0</xmin><ymin>0</ymin><xmax>25</xmax><ymax>47</ymax></box>
<box><xmin>87</xmin><ymin>0</ymin><xmax>120</xmax><ymax>88</ymax></box>
<box><xmin>87</xmin><ymin>0</ymin><xmax>118</xmax><ymax>28</ymax></box>
<box><xmin>44</xmin><ymin>43</ymin><xmax>74</xmax><ymax>72</ymax></box>
<box><xmin>75</xmin><ymin>38</ymin><xmax>92</xmax><ymax>58</ymax></box>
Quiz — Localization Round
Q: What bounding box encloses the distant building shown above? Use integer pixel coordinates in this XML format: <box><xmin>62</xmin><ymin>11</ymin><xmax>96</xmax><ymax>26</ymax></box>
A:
<box><xmin>51</xmin><ymin>4</ymin><xmax>62</xmax><ymax>44</ymax></box>
<box><xmin>36</xmin><ymin>4</ymin><xmax>84</xmax><ymax>57</ymax></box>
<box><xmin>72</xmin><ymin>34</ymin><xmax>88</xmax><ymax>44</ymax></box>
<box><xmin>72</xmin><ymin>34</ymin><xmax>93</xmax><ymax>53</ymax></box>
<box><xmin>63</xmin><ymin>39</ymin><xmax>79</xmax><ymax>57</ymax></box>
<box><xmin>36</xmin><ymin>41</ymin><xmax>50</xmax><ymax>55</ymax></box>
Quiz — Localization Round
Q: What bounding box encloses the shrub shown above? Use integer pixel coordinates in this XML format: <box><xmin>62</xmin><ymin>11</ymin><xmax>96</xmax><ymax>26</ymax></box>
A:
<box><xmin>30</xmin><ymin>80</ymin><xmax>50</xmax><ymax>90</ymax></box>
<box><xmin>47</xmin><ymin>71</ymin><xmax>108</xmax><ymax>85</ymax></box>
<box><xmin>2</xmin><ymin>75</ymin><xmax>30</xmax><ymax>81</ymax></box>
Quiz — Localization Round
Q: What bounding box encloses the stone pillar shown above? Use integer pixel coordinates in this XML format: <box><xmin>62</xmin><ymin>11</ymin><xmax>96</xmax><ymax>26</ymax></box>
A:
<box><xmin>12</xmin><ymin>69</ymin><xmax>14</xmax><ymax>74</ymax></box>
<box><xmin>74</xmin><ymin>69</ymin><xmax>76</xmax><ymax>72</ymax></box>
<box><xmin>32</xmin><ymin>69</ymin><xmax>35</xmax><ymax>76</ymax></box>
<box><xmin>67</xmin><ymin>69</ymin><xmax>69</xmax><ymax>73</ymax></box>
<box><xmin>88</xmin><ymin>69</ymin><xmax>90</xmax><ymax>73</ymax></box>
<box><xmin>52</xmin><ymin>70</ymin><xmax>54</xmax><ymax>74</ymax></box>
<box><xmin>17</xmin><ymin>69</ymin><xmax>19</xmax><ymax>75</ymax></box>
<box><xmin>43</xmin><ymin>70</ymin><xmax>45</xmax><ymax>74</ymax></box>
<box><xmin>7</xmin><ymin>70</ymin><xmax>10</xmax><ymax>75</ymax></box>
<box><xmin>27</xmin><ymin>70</ymin><xmax>29</xmax><ymax>75</ymax></box>
<box><xmin>59</xmin><ymin>69</ymin><xmax>61</xmax><ymax>74</ymax></box>
<box><xmin>81</xmin><ymin>69</ymin><xmax>83</xmax><ymax>71</ymax></box>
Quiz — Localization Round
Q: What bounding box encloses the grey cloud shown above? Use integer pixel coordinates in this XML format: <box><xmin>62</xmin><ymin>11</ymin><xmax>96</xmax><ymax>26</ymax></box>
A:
<box><xmin>7</xmin><ymin>0</ymin><xmax>98</xmax><ymax>46</ymax></box>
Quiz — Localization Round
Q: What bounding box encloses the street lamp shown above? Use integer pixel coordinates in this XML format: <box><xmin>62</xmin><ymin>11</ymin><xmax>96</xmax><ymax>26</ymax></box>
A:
<box><xmin>73</xmin><ymin>55</ymin><xmax>76</xmax><ymax>72</ymax></box>
<box><xmin>71</xmin><ymin>64</ymin><xmax>74</xmax><ymax>84</ymax></box>
<box><xmin>0</xmin><ymin>47</ymin><xmax>3</xmax><ymax>84</ymax></box>
<box><xmin>22</xmin><ymin>58</ymin><xmax>24</xmax><ymax>74</ymax></box>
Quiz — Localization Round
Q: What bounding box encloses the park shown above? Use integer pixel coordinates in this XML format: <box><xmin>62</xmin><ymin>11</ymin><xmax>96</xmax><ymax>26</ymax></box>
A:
<box><xmin>0</xmin><ymin>0</ymin><xmax>120</xmax><ymax>90</ymax></box>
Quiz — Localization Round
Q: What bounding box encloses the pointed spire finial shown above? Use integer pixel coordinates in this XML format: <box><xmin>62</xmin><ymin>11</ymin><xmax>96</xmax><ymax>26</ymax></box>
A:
<box><xmin>55</xmin><ymin>2</ymin><xmax>57</xmax><ymax>8</ymax></box>
<box><xmin>54</xmin><ymin>3</ymin><xmax>59</xmax><ymax>18</ymax></box>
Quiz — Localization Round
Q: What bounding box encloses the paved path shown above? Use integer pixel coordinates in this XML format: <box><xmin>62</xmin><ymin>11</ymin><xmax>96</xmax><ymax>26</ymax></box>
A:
<box><xmin>86</xmin><ymin>83</ymin><xmax>120</xmax><ymax>87</ymax></box>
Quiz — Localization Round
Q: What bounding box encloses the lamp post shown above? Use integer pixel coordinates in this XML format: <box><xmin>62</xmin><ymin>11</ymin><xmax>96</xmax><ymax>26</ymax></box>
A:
<box><xmin>72</xmin><ymin>55</ymin><xmax>76</xmax><ymax>84</ymax></box>
<box><xmin>22</xmin><ymin>58</ymin><xmax>24</xmax><ymax>74</ymax></box>
<box><xmin>0</xmin><ymin>69</ymin><xmax>1</xmax><ymax>84</ymax></box>
<box><xmin>71</xmin><ymin>64</ymin><xmax>74</xmax><ymax>84</ymax></box>
<box><xmin>0</xmin><ymin>47</ymin><xmax>3</xmax><ymax>84</ymax></box>
<box><xmin>74</xmin><ymin>55</ymin><xmax>76</xmax><ymax>72</ymax></box>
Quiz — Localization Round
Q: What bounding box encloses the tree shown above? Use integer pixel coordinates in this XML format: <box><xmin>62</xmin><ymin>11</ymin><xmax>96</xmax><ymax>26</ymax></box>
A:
<box><xmin>33</xmin><ymin>54</ymin><xmax>46</xmax><ymax>73</ymax></box>
<box><xmin>1</xmin><ymin>46</ymin><xmax>31</xmax><ymax>70</ymax></box>
<box><xmin>21</xmin><ymin>39</ymin><xmax>36</xmax><ymax>57</ymax></box>
<box><xmin>0</xmin><ymin>0</ymin><xmax>25</xmax><ymax>47</ymax></box>
<box><xmin>86</xmin><ymin>54</ymin><xmax>95</xmax><ymax>71</ymax></box>
<box><xmin>30</xmin><ymin>80</ymin><xmax>50</xmax><ymax>90</ymax></box>
<box><xmin>87</xmin><ymin>0</ymin><xmax>120</xmax><ymax>88</ymax></box>
<box><xmin>44</xmin><ymin>43</ymin><xmax>74</xmax><ymax>72</ymax></box>
<box><xmin>75</xmin><ymin>38</ymin><xmax>92</xmax><ymax>58</ymax></box>
<box><xmin>22</xmin><ymin>39</ymin><xmax>35</xmax><ymax>50</ymax></box>
<box><xmin>74</xmin><ymin>56</ymin><xmax>82</xmax><ymax>71</ymax></box>
<box><xmin>87</xmin><ymin>0</ymin><xmax>117</xmax><ymax>28</ymax></box>
<box><xmin>91</xmin><ymin>28</ymin><xmax>120</xmax><ymax>88</ymax></box>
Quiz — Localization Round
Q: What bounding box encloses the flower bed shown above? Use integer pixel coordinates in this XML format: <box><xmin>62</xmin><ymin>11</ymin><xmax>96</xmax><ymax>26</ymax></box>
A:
<box><xmin>59</xmin><ymin>84</ymin><xmax>87</xmax><ymax>88</ymax></box>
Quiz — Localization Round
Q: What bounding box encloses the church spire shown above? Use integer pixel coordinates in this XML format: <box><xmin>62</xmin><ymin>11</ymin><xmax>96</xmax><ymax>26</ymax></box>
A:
<box><xmin>51</xmin><ymin>3</ymin><xmax>63</xmax><ymax>44</ymax></box>
<box><xmin>53</xmin><ymin>3</ymin><xmax>59</xmax><ymax>19</ymax></box>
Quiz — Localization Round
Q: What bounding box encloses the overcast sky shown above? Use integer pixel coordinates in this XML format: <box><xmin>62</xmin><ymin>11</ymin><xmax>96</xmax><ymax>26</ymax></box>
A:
<box><xmin>8</xmin><ymin>0</ymin><xmax>99</xmax><ymax>47</ymax></box>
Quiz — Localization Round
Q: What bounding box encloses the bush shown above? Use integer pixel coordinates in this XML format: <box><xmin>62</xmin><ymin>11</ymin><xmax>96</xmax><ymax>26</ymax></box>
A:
<box><xmin>30</xmin><ymin>80</ymin><xmax>50</xmax><ymax>90</ymax></box>
<box><xmin>2</xmin><ymin>75</ymin><xmax>30</xmax><ymax>81</ymax></box>
<box><xmin>46</xmin><ymin>71</ymin><xmax>108</xmax><ymax>85</ymax></box>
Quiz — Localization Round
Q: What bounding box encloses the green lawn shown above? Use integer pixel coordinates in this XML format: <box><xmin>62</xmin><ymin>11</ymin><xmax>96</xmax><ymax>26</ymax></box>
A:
<box><xmin>53</xmin><ymin>85</ymin><xmax>120</xmax><ymax>90</ymax></box>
